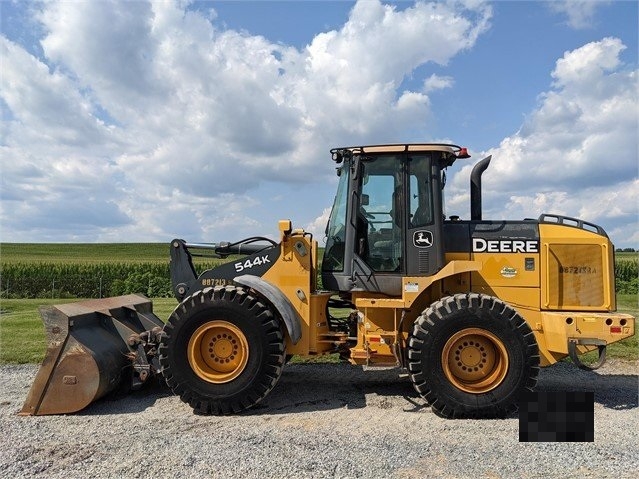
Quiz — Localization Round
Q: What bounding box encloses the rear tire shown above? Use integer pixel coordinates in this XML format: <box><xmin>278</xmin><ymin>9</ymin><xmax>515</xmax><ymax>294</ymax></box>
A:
<box><xmin>407</xmin><ymin>293</ymin><xmax>539</xmax><ymax>418</ymax></box>
<box><xmin>159</xmin><ymin>286</ymin><xmax>285</xmax><ymax>415</ymax></box>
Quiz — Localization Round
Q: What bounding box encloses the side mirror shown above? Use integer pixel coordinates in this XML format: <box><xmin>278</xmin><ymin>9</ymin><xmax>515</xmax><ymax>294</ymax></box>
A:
<box><xmin>361</xmin><ymin>194</ymin><xmax>369</xmax><ymax>206</ymax></box>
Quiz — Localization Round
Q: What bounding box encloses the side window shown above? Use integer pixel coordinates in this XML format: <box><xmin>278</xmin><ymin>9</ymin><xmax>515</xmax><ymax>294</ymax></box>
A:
<box><xmin>409</xmin><ymin>174</ymin><xmax>419</xmax><ymax>221</ymax></box>
<box><xmin>409</xmin><ymin>156</ymin><xmax>433</xmax><ymax>228</ymax></box>
<box><xmin>361</xmin><ymin>175</ymin><xmax>395</xmax><ymax>232</ymax></box>
<box><xmin>358</xmin><ymin>156</ymin><xmax>403</xmax><ymax>272</ymax></box>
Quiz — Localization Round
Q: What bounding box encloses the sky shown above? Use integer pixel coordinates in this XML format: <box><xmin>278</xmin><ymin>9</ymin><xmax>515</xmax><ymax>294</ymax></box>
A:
<box><xmin>1</xmin><ymin>0</ymin><xmax>637</xmax><ymax>248</ymax></box>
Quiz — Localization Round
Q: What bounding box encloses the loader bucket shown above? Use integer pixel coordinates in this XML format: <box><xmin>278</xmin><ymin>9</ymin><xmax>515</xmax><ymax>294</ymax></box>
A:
<box><xmin>20</xmin><ymin>294</ymin><xmax>164</xmax><ymax>416</ymax></box>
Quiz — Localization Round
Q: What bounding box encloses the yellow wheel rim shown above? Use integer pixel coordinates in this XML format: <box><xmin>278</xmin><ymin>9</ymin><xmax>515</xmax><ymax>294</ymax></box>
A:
<box><xmin>442</xmin><ymin>328</ymin><xmax>509</xmax><ymax>394</ymax></box>
<box><xmin>187</xmin><ymin>321</ymin><xmax>249</xmax><ymax>384</ymax></box>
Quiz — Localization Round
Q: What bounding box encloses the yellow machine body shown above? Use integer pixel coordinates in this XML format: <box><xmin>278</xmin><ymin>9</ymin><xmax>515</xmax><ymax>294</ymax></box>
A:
<box><xmin>264</xmin><ymin>220</ymin><xmax>634</xmax><ymax>368</ymax></box>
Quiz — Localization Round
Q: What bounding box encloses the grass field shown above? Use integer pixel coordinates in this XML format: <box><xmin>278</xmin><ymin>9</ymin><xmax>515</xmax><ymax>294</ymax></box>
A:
<box><xmin>0</xmin><ymin>242</ymin><xmax>225</xmax><ymax>267</ymax></box>
<box><xmin>1</xmin><ymin>243</ymin><xmax>171</xmax><ymax>264</ymax></box>
<box><xmin>0</xmin><ymin>297</ymin><xmax>179</xmax><ymax>363</ymax></box>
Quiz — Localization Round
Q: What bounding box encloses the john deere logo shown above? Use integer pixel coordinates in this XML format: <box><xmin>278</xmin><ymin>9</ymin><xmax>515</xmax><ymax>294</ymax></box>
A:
<box><xmin>413</xmin><ymin>231</ymin><xmax>433</xmax><ymax>248</ymax></box>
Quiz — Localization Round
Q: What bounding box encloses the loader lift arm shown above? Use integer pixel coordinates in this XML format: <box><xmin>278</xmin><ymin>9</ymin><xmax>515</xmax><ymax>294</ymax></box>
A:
<box><xmin>170</xmin><ymin>236</ymin><xmax>277</xmax><ymax>301</ymax></box>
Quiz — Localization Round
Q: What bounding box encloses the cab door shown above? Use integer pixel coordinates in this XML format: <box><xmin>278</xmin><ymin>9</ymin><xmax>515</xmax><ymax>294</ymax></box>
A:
<box><xmin>358</xmin><ymin>155</ymin><xmax>404</xmax><ymax>274</ymax></box>
<box><xmin>405</xmin><ymin>154</ymin><xmax>445</xmax><ymax>277</ymax></box>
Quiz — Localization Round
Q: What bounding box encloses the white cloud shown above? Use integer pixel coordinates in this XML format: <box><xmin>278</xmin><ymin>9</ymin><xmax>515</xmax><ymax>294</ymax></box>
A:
<box><xmin>423</xmin><ymin>74</ymin><xmax>455</xmax><ymax>93</ymax></box>
<box><xmin>38</xmin><ymin>1</ymin><xmax>163</xmax><ymax>117</ymax></box>
<box><xmin>305</xmin><ymin>207</ymin><xmax>333</xmax><ymax>245</ymax></box>
<box><xmin>1</xmin><ymin>0</ymin><xmax>492</xmax><ymax>242</ymax></box>
<box><xmin>448</xmin><ymin>37</ymin><xmax>638</xmax><ymax>246</ymax></box>
<box><xmin>0</xmin><ymin>38</ymin><xmax>117</xmax><ymax>149</ymax></box>
<box><xmin>549</xmin><ymin>1</ymin><xmax>610</xmax><ymax>30</ymax></box>
<box><xmin>295</xmin><ymin>0</ymin><xmax>491</xmax><ymax>144</ymax></box>
<box><xmin>552</xmin><ymin>37</ymin><xmax>625</xmax><ymax>89</ymax></box>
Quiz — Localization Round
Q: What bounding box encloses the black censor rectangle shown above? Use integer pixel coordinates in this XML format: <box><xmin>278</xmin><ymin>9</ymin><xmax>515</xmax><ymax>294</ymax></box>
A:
<box><xmin>519</xmin><ymin>391</ymin><xmax>594</xmax><ymax>442</ymax></box>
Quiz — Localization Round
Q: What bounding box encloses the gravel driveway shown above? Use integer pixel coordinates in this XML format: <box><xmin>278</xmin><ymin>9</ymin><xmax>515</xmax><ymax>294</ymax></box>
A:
<box><xmin>1</xmin><ymin>360</ymin><xmax>637</xmax><ymax>479</ymax></box>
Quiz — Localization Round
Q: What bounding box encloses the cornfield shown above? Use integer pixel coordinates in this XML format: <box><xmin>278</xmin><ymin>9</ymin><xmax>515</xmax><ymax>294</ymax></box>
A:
<box><xmin>1</xmin><ymin>244</ymin><xmax>637</xmax><ymax>299</ymax></box>
<box><xmin>0</xmin><ymin>261</ymin><xmax>221</xmax><ymax>299</ymax></box>
<box><xmin>615</xmin><ymin>256</ymin><xmax>638</xmax><ymax>294</ymax></box>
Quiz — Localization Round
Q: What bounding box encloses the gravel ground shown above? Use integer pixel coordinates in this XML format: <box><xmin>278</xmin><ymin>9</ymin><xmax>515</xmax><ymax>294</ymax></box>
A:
<box><xmin>0</xmin><ymin>360</ymin><xmax>637</xmax><ymax>479</ymax></box>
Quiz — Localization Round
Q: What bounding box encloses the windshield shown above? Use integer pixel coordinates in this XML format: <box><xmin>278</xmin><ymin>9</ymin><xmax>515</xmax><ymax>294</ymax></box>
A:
<box><xmin>322</xmin><ymin>166</ymin><xmax>350</xmax><ymax>272</ymax></box>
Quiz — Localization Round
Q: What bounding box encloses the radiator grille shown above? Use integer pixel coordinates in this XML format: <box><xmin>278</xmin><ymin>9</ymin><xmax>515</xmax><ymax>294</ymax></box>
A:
<box><xmin>546</xmin><ymin>244</ymin><xmax>604</xmax><ymax>309</ymax></box>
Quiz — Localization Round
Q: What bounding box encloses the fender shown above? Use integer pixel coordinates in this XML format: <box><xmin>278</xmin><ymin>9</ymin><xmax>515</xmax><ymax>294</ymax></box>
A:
<box><xmin>402</xmin><ymin>260</ymin><xmax>482</xmax><ymax>308</ymax></box>
<box><xmin>234</xmin><ymin>274</ymin><xmax>303</xmax><ymax>345</ymax></box>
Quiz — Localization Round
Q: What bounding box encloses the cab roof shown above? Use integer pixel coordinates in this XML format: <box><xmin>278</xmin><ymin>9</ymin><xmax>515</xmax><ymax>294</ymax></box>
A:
<box><xmin>330</xmin><ymin>143</ymin><xmax>469</xmax><ymax>166</ymax></box>
<box><xmin>334</xmin><ymin>143</ymin><xmax>463</xmax><ymax>154</ymax></box>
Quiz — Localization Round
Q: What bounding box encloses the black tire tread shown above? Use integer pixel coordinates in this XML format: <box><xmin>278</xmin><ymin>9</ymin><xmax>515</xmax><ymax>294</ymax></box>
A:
<box><xmin>158</xmin><ymin>286</ymin><xmax>285</xmax><ymax>415</ymax></box>
<box><xmin>407</xmin><ymin>293</ymin><xmax>540</xmax><ymax>418</ymax></box>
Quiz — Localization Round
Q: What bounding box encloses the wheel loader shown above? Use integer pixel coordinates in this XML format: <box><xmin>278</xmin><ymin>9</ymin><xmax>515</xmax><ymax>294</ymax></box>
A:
<box><xmin>21</xmin><ymin>143</ymin><xmax>635</xmax><ymax>418</ymax></box>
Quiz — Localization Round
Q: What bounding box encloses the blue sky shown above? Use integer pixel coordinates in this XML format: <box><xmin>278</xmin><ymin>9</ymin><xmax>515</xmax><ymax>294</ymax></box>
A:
<box><xmin>1</xmin><ymin>1</ymin><xmax>637</xmax><ymax>247</ymax></box>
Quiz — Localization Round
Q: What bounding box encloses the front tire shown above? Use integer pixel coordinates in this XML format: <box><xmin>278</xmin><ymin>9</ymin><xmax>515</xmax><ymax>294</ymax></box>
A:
<box><xmin>407</xmin><ymin>293</ymin><xmax>539</xmax><ymax>418</ymax></box>
<box><xmin>159</xmin><ymin>286</ymin><xmax>285</xmax><ymax>415</ymax></box>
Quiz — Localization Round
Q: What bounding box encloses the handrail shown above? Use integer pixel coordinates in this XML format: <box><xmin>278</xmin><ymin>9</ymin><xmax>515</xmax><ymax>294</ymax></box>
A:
<box><xmin>538</xmin><ymin>214</ymin><xmax>607</xmax><ymax>237</ymax></box>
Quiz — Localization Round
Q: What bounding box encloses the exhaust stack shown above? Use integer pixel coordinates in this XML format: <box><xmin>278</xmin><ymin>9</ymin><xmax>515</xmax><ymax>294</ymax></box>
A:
<box><xmin>470</xmin><ymin>156</ymin><xmax>492</xmax><ymax>221</ymax></box>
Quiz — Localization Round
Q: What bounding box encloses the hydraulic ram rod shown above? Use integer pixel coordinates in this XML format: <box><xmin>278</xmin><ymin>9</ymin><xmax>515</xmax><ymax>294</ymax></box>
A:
<box><xmin>184</xmin><ymin>241</ymin><xmax>270</xmax><ymax>256</ymax></box>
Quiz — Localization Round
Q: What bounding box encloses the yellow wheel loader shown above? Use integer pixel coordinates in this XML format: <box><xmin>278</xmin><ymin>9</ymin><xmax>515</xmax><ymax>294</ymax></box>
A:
<box><xmin>21</xmin><ymin>144</ymin><xmax>635</xmax><ymax>418</ymax></box>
